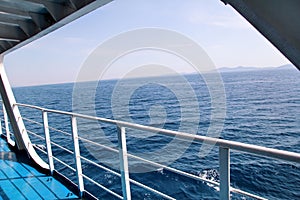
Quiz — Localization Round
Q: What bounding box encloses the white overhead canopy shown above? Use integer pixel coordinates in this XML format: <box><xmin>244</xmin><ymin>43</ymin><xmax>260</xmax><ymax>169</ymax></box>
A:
<box><xmin>0</xmin><ymin>0</ymin><xmax>112</xmax><ymax>55</ymax></box>
<box><xmin>222</xmin><ymin>0</ymin><xmax>300</xmax><ymax>70</ymax></box>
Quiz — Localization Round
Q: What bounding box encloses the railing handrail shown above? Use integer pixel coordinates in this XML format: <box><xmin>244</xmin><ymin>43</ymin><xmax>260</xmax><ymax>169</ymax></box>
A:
<box><xmin>23</xmin><ymin>116</ymin><xmax>267</xmax><ymax>199</ymax></box>
<box><xmin>15</xmin><ymin>102</ymin><xmax>300</xmax><ymax>164</ymax></box>
<box><xmin>12</xmin><ymin>102</ymin><xmax>300</xmax><ymax>199</ymax></box>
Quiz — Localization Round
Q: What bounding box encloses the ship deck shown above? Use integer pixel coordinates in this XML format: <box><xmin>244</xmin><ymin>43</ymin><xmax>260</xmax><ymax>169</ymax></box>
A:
<box><xmin>0</xmin><ymin>136</ymin><xmax>79</xmax><ymax>200</ymax></box>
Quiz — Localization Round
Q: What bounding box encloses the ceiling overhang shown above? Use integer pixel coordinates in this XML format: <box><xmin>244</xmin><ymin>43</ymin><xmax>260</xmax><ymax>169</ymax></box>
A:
<box><xmin>0</xmin><ymin>0</ymin><xmax>113</xmax><ymax>55</ymax></box>
<box><xmin>222</xmin><ymin>0</ymin><xmax>300</xmax><ymax>70</ymax></box>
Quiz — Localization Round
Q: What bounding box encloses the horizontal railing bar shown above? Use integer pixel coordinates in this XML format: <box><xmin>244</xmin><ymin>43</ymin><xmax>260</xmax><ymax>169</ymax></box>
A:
<box><xmin>81</xmin><ymin>155</ymin><xmax>176</xmax><ymax>200</ymax></box>
<box><xmin>130</xmin><ymin>178</ymin><xmax>175</xmax><ymax>200</ymax></box>
<box><xmin>27</xmin><ymin>128</ymin><xmax>74</xmax><ymax>155</ymax></box>
<box><xmin>23</xmin><ymin>117</ymin><xmax>43</xmax><ymax>126</ymax></box>
<box><xmin>80</xmin><ymin>156</ymin><xmax>120</xmax><ymax>177</ymax></box>
<box><xmin>16</xmin><ymin>103</ymin><xmax>117</xmax><ymax>123</ymax></box>
<box><xmin>79</xmin><ymin>136</ymin><xmax>219</xmax><ymax>185</ymax></box>
<box><xmin>231</xmin><ymin>188</ymin><xmax>267</xmax><ymax>200</ymax></box>
<box><xmin>79</xmin><ymin>137</ymin><xmax>262</xmax><ymax>199</ymax></box>
<box><xmin>129</xmin><ymin>153</ymin><xmax>219</xmax><ymax>186</ymax></box>
<box><xmin>78</xmin><ymin>136</ymin><xmax>118</xmax><ymax>153</ymax></box>
<box><xmin>78</xmin><ymin>140</ymin><xmax>268</xmax><ymax>199</ymax></box>
<box><xmin>23</xmin><ymin>116</ymin><xmax>72</xmax><ymax>137</ymax></box>
<box><xmin>78</xmin><ymin>138</ymin><xmax>221</xmax><ymax>199</ymax></box>
<box><xmin>81</xmin><ymin>174</ymin><xmax>123</xmax><ymax>199</ymax></box>
<box><xmin>48</xmin><ymin>126</ymin><xmax>72</xmax><ymax>136</ymax></box>
<box><xmin>113</xmin><ymin>126</ymin><xmax>300</xmax><ymax>165</ymax></box>
<box><xmin>27</xmin><ymin>130</ymin><xmax>45</xmax><ymax>140</ymax></box>
<box><xmin>52</xmin><ymin>156</ymin><xmax>76</xmax><ymax>172</ymax></box>
<box><xmin>79</xmin><ymin>135</ymin><xmax>216</xmax><ymax>183</ymax></box>
<box><xmin>34</xmin><ymin>144</ymin><xmax>48</xmax><ymax>155</ymax></box>
<box><xmin>25</xmin><ymin>121</ymin><xmax>263</xmax><ymax>200</ymax></box>
<box><xmin>50</xmin><ymin>141</ymin><xmax>74</xmax><ymax>155</ymax></box>
<box><xmin>15</xmin><ymin>102</ymin><xmax>300</xmax><ymax>164</ymax></box>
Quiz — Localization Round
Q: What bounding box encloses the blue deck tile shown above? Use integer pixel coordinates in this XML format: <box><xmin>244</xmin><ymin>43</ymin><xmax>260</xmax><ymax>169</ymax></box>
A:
<box><xmin>0</xmin><ymin>180</ymin><xmax>26</xmax><ymax>200</ymax></box>
<box><xmin>0</xmin><ymin>142</ymin><xmax>9</xmax><ymax>152</ymax></box>
<box><xmin>21</xmin><ymin>161</ymin><xmax>45</xmax><ymax>177</ymax></box>
<box><xmin>0</xmin><ymin>170</ymin><xmax>6</xmax><ymax>180</ymax></box>
<box><xmin>0</xmin><ymin>144</ymin><xmax>9</xmax><ymax>152</ymax></box>
<box><xmin>39</xmin><ymin>176</ymin><xmax>78</xmax><ymax>199</ymax></box>
<box><xmin>0</xmin><ymin>160</ymin><xmax>20</xmax><ymax>178</ymax></box>
<box><xmin>0</xmin><ymin>137</ymin><xmax>79</xmax><ymax>200</ymax></box>
<box><xmin>5</xmin><ymin>160</ymin><xmax>34</xmax><ymax>178</ymax></box>
<box><xmin>12</xmin><ymin>178</ymin><xmax>42</xmax><ymax>200</ymax></box>
<box><xmin>25</xmin><ymin>177</ymin><xmax>58</xmax><ymax>199</ymax></box>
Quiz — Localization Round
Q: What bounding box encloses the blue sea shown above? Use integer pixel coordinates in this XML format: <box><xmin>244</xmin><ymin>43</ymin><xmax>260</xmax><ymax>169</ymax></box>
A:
<box><xmin>13</xmin><ymin>68</ymin><xmax>300</xmax><ymax>199</ymax></box>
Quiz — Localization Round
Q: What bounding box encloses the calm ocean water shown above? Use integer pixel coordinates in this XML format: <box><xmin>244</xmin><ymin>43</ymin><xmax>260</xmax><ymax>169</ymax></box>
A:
<box><xmin>14</xmin><ymin>68</ymin><xmax>299</xmax><ymax>199</ymax></box>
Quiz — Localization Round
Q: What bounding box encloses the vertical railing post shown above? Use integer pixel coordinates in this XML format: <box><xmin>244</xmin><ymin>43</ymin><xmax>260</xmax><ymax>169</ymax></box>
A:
<box><xmin>219</xmin><ymin>147</ymin><xmax>230</xmax><ymax>200</ymax></box>
<box><xmin>42</xmin><ymin>111</ymin><xmax>54</xmax><ymax>175</ymax></box>
<box><xmin>0</xmin><ymin>119</ymin><xmax>2</xmax><ymax>136</ymax></box>
<box><xmin>3</xmin><ymin>103</ymin><xmax>11</xmax><ymax>143</ymax></box>
<box><xmin>117</xmin><ymin>126</ymin><xmax>131</xmax><ymax>200</ymax></box>
<box><xmin>0</xmin><ymin>103</ymin><xmax>3</xmax><ymax>136</ymax></box>
<box><xmin>71</xmin><ymin>116</ymin><xmax>84</xmax><ymax>197</ymax></box>
<box><xmin>3</xmin><ymin>103</ymin><xmax>16</xmax><ymax>146</ymax></box>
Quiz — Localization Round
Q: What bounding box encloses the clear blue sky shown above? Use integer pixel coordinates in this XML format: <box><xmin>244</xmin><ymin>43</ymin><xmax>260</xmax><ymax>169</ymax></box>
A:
<box><xmin>4</xmin><ymin>0</ymin><xmax>290</xmax><ymax>87</ymax></box>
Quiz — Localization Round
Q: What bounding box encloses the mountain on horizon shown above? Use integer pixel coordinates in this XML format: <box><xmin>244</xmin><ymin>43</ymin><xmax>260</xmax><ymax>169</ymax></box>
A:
<box><xmin>218</xmin><ymin>64</ymin><xmax>297</xmax><ymax>72</ymax></box>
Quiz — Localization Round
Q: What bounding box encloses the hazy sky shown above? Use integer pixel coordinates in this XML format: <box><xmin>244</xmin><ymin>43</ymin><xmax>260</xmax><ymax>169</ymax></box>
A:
<box><xmin>4</xmin><ymin>0</ymin><xmax>290</xmax><ymax>87</ymax></box>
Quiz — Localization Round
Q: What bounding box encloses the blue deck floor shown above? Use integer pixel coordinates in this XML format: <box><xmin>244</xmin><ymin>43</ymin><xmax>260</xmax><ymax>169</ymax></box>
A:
<box><xmin>0</xmin><ymin>137</ymin><xmax>79</xmax><ymax>200</ymax></box>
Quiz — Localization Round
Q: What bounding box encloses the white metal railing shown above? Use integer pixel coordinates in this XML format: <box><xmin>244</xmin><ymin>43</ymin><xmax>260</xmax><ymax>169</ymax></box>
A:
<box><xmin>4</xmin><ymin>102</ymin><xmax>300</xmax><ymax>200</ymax></box>
<box><xmin>0</xmin><ymin>104</ymin><xmax>15</xmax><ymax>146</ymax></box>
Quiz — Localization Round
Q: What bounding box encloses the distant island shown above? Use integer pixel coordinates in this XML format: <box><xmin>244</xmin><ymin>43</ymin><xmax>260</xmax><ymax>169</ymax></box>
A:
<box><xmin>217</xmin><ymin>64</ymin><xmax>297</xmax><ymax>72</ymax></box>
